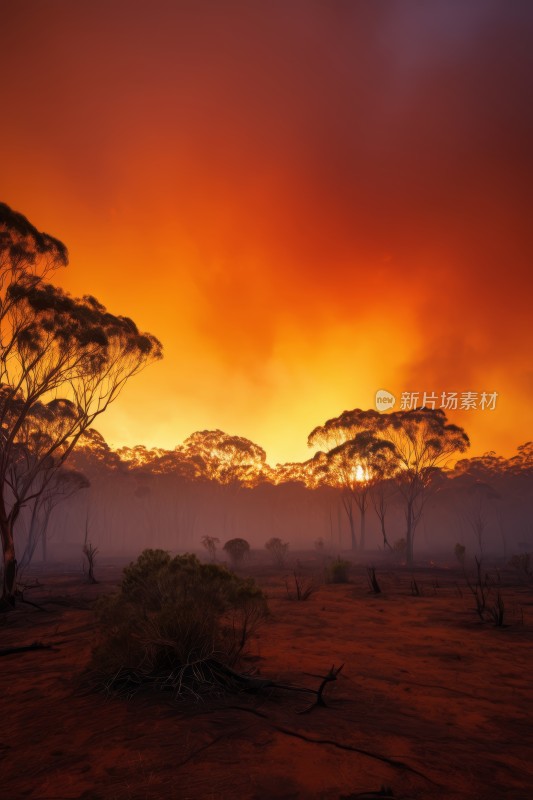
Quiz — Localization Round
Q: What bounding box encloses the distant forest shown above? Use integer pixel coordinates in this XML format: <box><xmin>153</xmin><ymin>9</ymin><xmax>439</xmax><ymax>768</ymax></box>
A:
<box><xmin>19</xmin><ymin>422</ymin><xmax>533</xmax><ymax>568</ymax></box>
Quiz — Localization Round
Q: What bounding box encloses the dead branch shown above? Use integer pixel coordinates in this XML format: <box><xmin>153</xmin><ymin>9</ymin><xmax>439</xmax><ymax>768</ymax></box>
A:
<box><xmin>0</xmin><ymin>641</ymin><xmax>54</xmax><ymax>657</ymax></box>
<box><xmin>225</xmin><ymin>704</ymin><xmax>437</xmax><ymax>785</ymax></box>
<box><xmin>270</xmin><ymin>725</ymin><xmax>438</xmax><ymax>785</ymax></box>
<box><xmin>214</xmin><ymin>661</ymin><xmax>343</xmax><ymax>712</ymax></box>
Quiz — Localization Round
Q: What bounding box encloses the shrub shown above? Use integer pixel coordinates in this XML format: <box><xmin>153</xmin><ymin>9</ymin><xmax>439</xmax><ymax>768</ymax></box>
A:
<box><xmin>90</xmin><ymin>549</ymin><xmax>267</xmax><ymax>698</ymax></box>
<box><xmin>454</xmin><ymin>543</ymin><xmax>466</xmax><ymax>565</ymax></box>
<box><xmin>393</xmin><ymin>538</ymin><xmax>407</xmax><ymax>557</ymax></box>
<box><xmin>265</xmin><ymin>536</ymin><xmax>289</xmax><ymax>567</ymax></box>
<box><xmin>223</xmin><ymin>537</ymin><xmax>250</xmax><ymax>565</ymax></box>
<box><xmin>325</xmin><ymin>557</ymin><xmax>351</xmax><ymax>584</ymax></box>
<box><xmin>488</xmin><ymin>591</ymin><xmax>506</xmax><ymax>627</ymax></box>
<box><xmin>285</xmin><ymin>569</ymin><xmax>320</xmax><ymax>601</ymax></box>
<box><xmin>509</xmin><ymin>553</ymin><xmax>532</xmax><ymax>581</ymax></box>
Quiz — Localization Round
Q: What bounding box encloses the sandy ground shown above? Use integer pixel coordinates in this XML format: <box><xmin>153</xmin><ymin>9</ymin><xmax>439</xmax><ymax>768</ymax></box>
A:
<box><xmin>1</xmin><ymin>556</ymin><xmax>533</xmax><ymax>800</ymax></box>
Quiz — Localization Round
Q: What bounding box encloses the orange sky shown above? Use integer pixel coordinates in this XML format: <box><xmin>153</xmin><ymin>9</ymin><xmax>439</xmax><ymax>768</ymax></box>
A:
<box><xmin>2</xmin><ymin>1</ymin><xmax>532</xmax><ymax>465</ymax></box>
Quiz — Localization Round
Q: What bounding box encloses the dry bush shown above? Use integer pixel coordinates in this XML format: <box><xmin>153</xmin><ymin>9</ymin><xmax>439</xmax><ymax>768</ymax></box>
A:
<box><xmin>509</xmin><ymin>553</ymin><xmax>533</xmax><ymax>582</ymax></box>
<box><xmin>367</xmin><ymin>566</ymin><xmax>381</xmax><ymax>594</ymax></box>
<box><xmin>325</xmin><ymin>557</ymin><xmax>351</xmax><ymax>584</ymax></box>
<box><xmin>200</xmin><ymin>535</ymin><xmax>219</xmax><ymax>561</ymax></box>
<box><xmin>90</xmin><ymin>549</ymin><xmax>267</xmax><ymax>698</ymax></box>
<box><xmin>265</xmin><ymin>536</ymin><xmax>289</xmax><ymax>567</ymax></box>
<box><xmin>284</xmin><ymin>569</ymin><xmax>320</xmax><ymax>600</ymax></box>
<box><xmin>454</xmin><ymin>542</ymin><xmax>466</xmax><ymax>565</ymax></box>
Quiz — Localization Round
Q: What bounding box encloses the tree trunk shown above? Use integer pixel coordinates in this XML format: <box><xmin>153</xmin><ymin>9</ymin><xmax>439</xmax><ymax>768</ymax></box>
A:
<box><xmin>1</xmin><ymin>520</ymin><xmax>17</xmax><ymax>606</ymax></box>
<box><xmin>359</xmin><ymin>506</ymin><xmax>366</xmax><ymax>552</ymax></box>
<box><xmin>349</xmin><ymin>514</ymin><xmax>357</xmax><ymax>551</ymax></box>
<box><xmin>380</xmin><ymin>517</ymin><xmax>391</xmax><ymax>550</ymax></box>
<box><xmin>406</xmin><ymin>500</ymin><xmax>414</xmax><ymax>566</ymax></box>
<box><xmin>341</xmin><ymin>493</ymin><xmax>357</xmax><ymax>550</ymax></box>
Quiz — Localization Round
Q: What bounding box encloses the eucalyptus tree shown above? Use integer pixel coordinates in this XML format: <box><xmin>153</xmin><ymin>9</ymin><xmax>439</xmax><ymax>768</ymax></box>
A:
<box><xmin>310</xmin><ymin>429</ymin><xmax>397</xmax><ymax>551</ymax></box>
<box><xmin>308</xmin><ymin>406</ymin><xmax>469</xmax><ymax>561</ymax></box>
<box><xmin>0</xmin><ymin>203</ymin><xmax>162</xmax><ymax>604</ymax></box>
<box><xmin>382</xmin><ymin>409</ymin><xmax>469</xmax><ymax>564</ymax></box>
<box><xmin>308</xmin><ymin>409</ymin><xmax>394</xmax><ymax>551</ymax></box>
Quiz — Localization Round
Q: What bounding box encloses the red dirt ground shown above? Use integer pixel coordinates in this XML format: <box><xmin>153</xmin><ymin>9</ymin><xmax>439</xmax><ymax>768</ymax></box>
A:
<box><xmin>1</xmin><ymin>557</ymin><xmax>532</xmax><ymax>800</ymax></box>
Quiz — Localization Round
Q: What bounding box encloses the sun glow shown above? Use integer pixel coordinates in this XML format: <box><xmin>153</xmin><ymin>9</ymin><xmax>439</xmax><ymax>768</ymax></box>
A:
<box><xmin>348</xmin><ymin>464</ymin><xmax>369</xmax><ymax>484</ymax></box>
<box><xmin>355</xmin><ymin>464</ymin><xmax>366</xmax><ymax>482</ymax></box>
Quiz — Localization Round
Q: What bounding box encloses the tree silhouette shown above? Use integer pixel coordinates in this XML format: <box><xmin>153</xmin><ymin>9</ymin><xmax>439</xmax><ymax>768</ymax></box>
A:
<box><xmin>201</xmin><ymin>535</ymin><xmax>220</xmax><ymax>561</ymax></box>
<box><xmin>182</xmin><ymin>430</ymin><xmax>267</xmax><ymax>487</ymax></box>
<box><xmin>0</xmin><ymin>203</ymin><xmax>162</xmax><ymax>605</ymax></box>
<box><xmin>308</xmin><ymin>410</ymin><xmax>395</xmax><ymax>551</ymax></box>
<box><xmin>181</xmin><ymin>430</ymin><xmax>268</xmax><ymax>537</ymax></box>
<box><xmin>17</xmin><ymin>466</ymin><xmax>89</xmax><ymax>572</ymax></box>
<box><xmin>383</xmin><ymin>409</ymin><xmax>469</xmax><ymax>564</ymax></box>
<box><xmin>223</xmin><ymin>537</ymin><xmax>250</xmax><ymax>565</ymax></box>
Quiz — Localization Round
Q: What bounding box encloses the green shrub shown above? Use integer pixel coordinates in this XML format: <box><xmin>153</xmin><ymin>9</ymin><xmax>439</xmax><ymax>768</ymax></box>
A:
<box><xmin>325</xmin><ymin>557</ymin><xmax>351</xmax><ymax>584</ymax></box>
<box><xmin>90</xmin><ymin>549</ymin><xmax>267</xmax><ymax>698</ymax></box>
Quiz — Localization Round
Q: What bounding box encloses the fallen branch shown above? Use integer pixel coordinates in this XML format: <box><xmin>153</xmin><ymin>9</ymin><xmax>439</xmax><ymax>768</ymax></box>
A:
<box><xmin>271</xmin><ymin>725</ymin><xmax>438</xmax><ymax>785</ymax></box>
<box><xmin>0</xmin><ymin>641</ymin><xmax>54</xmax><ymax>657</ymax></box>
<box><xmin>340</xmin><ymin>789</ymin><xmax>396</xmax><ymax>799</ymax></box>
<box><xmin>224</xmin><ymin>705</ymin><xmax>437</xmax><ymax>785</ymax></box>
<box><xmin>210</xmin><ymin>661</ymin><xmax>343</xmax><ymax>712</ymax></box>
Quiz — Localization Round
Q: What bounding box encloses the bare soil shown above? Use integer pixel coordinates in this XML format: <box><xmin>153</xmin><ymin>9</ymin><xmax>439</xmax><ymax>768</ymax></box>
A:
<box><xmin>1</xmin><ymin>557</ymin><xmax>533</xmax><ymax>800</ymax></box>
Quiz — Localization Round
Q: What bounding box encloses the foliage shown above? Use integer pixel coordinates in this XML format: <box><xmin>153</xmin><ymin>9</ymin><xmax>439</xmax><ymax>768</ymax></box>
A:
<box><xmin>223</xmin><ymin>537</ymin><xmax>250</xmax><ymax>564</ymax></box>
<box><xmin>325</xmin><ymin>557</ymin><xmax>351</xmax><ymax>584</ymax></box>
<box><xmin>182</xmin><ymin>430</ymin><xmax>267</xmax><ymax>486</ymax></box>
<box><xmin>91</xmin><ymin>549</ymin><xmax>267</xmax><ymax>697</ymax></box>
<box><xmin>265</xmin><ymin>536</ymin><xmax>289</xmax><ymax>566</ymax></box>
